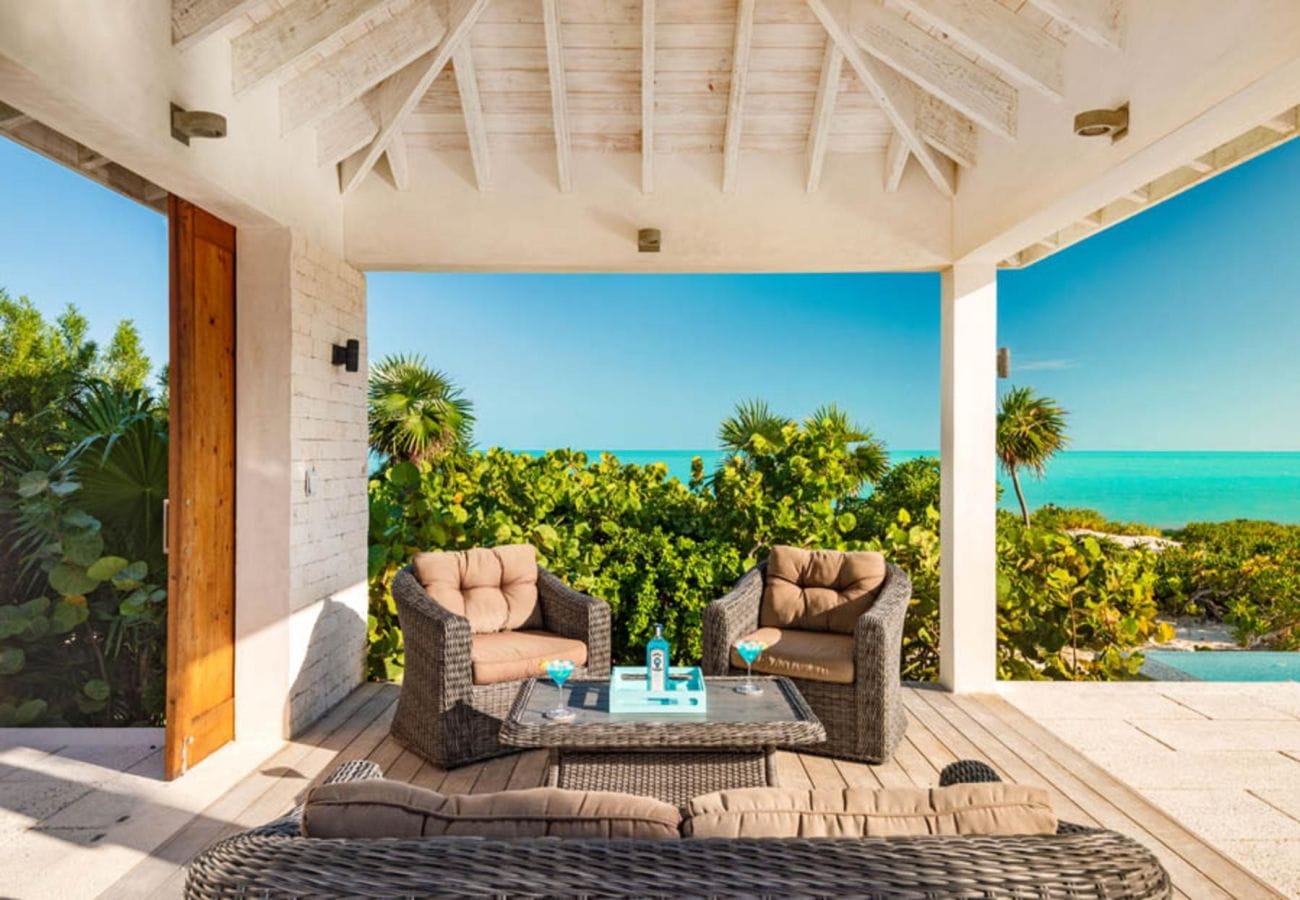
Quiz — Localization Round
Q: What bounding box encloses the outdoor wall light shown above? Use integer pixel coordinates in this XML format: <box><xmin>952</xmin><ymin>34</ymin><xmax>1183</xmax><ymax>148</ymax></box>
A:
<box><xmin>997</xmin><ymin>347</ymin><xmax>1011</xmax><ymax>379</ymax></box>
<box><xmin>170</xmin><ymin>103</ymin><xmax>227</xmax><ymax>145</ymax></box>
<box><xmin>1074</xmin><ymin>102</ymin><xmax>1129</xmax><ymax>142</ymax></box>
<box><xmin>332</xmin><ymin>339</ymin><xmax>360</xmax><ymax>373</ymax></box>
<box><xmin>638</xmin><ymin>228</ymin><xmax>661</xmax><ymax>253</ymax></box>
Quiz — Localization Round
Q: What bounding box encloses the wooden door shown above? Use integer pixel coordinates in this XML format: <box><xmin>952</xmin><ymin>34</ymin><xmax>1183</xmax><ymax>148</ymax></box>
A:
<box><xmin>165</xmin><ymin>197</ymin><xmax>236</xmax><ymax>780</ymax></box>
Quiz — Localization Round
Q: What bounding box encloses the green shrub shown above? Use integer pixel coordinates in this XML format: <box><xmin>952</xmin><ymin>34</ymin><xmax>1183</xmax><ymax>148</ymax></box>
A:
<box><xmin>848</xmin><ymin>456</ymin><xmax>941</xmax><ymax>542</ymax></box>
<box><xmin>1156</xmin><ymin>520</ymin><xmax>1300</xmax><ymax>648</ymax></box>
<box><xmin>1029</xmin><ymin>505</ymin><xmax>1161</xmax><ymax>537</ymax></box>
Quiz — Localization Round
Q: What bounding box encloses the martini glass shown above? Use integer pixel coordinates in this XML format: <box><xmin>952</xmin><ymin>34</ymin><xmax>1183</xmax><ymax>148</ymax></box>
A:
<box><xmin>542</xmin><ymin>659</ymin><xmax>576</xmax><ymax>721</ymax></box>
<box><xmin>734</xmin><ymin>640</ymin><xmax>766</xmax><ymax>695</ymax></box>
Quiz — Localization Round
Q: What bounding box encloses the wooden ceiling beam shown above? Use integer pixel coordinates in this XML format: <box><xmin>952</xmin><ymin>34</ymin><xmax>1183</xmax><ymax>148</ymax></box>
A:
<box><xmin>722</xmin><ymin>0</ymin><xmax>756</xmax><ymax>193</ymax></box>
<box><xmin>1024</xmin><ymin>0</ymin><xmax>1123</xmax><ymax>51</ymax></box>
<box><xmin>641</xmin><ymin>0</ymin><xmax>655</xmax><ymax>194</ymax></box>
<box><xmin>850</xmin><ymin>1</ymin><xmax>1017</xmax><ymax>141</ymax></box>
<box><xmin>453</xmin><ymin>43</ymin><xmax>492</xmax><ymax>191</ymax></box>
<box><xmin>917</xmin><ymin>94</ymin><xmax>977</xmax><ymax>168</ymax></box>
<box><xmin>385</xmin><ymin>134</ymin><xmax>410</xmax><ymax>190</ymax></box>
<box><xmin>805</xmin><ymin>40</ymin><xmax>844</xmax><ymax>192</ymax></box>
<box><xmin>542</xmin><ymin>0</ymin><xmax>573</xmax><ymax>192</ymax></box>
<box><xmin>317</xmin><ymin>98</ymin><xmax>379</xmax><ymax>166</ymax></box>
<box><xmin>807</xmin><ymin>0</ymin><xmax>956</xmax><ymax>197</ymax></box>
<box><xmin>337</xmin><ymin>0</ymin><xmax>490</xmax><ymax>195</ymax></box>
<box><xmin>232</xmin><ymin>0</ymin><xmax>391</xmax><ymax>95</ymax></box>
<box><xmin>281</xmin><ymin>0</ymin><xmax>445</xmax><ymax>135</ymax></box>
<box><xmin>883</xmin><ymin>129</ymin><xmax>909</xmax><ymax>192</ymax></box>
<box><xmin>171</xmin><ymin>0</ymin><xmax>261</xmax><ymax>50</ymax></box>
<box><xmin>892</xmin><ymin>0</ymin><xmax>1065</xmax><ymax>101</ymax></box>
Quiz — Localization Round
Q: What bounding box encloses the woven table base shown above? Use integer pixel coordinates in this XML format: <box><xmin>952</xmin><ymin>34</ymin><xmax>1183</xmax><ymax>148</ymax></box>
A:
<box><xmin>549</xmin><ymin>748</ymin><xmax>774</xmax><ymax>805</ymax></box>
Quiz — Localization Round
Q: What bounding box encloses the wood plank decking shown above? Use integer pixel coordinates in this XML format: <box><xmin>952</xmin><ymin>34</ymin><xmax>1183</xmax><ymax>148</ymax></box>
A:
<box><xmin>105</xmin><ymin>681</ymin><xmax>1283</xmax><ymax>899</ymax></box>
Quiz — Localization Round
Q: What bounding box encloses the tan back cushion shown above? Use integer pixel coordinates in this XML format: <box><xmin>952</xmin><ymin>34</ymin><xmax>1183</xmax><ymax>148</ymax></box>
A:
<box><xmin>760</xmin><ymin>546</ymin><xmax>887</xmax><ymax>633</ymax></box>
<box><xmin>302</xmin><ymin>780</ymin><xmax>681</xmax><ymax>840</ymax></box>
<box><xmin>683</xmin><ymin>784</ymin><xmax>1056</xmax><ymax>838</ymax></box>
<box><xmin>412</xmin><ymin>544</ymin><xmax>542</xmax><ymax>633</ymax></box>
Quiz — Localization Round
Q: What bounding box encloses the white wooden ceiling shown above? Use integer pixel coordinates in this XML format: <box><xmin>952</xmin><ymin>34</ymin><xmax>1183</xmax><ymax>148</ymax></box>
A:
<box><xmin>172</xmin><ymin>0</ymin><xmax>1121</xmax><ymax>202</ymax></box>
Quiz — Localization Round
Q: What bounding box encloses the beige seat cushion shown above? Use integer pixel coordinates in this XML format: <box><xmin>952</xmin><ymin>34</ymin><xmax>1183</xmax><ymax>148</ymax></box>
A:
<box><xmin>303</xmin><ymin>780</ymin><xmax>680</xmax><ymax>840</ymax></box>
<box><xmin>761</xmin><ymin>545</ymin><xmax>887</xmax><ymax>634</ymax></box>
<box><xmin>471</xmin><ymin>630</ymin><xmax>588</xmax><ymax>685</ymax></box>
<box><xmin>683</xmin><ymin>784</ymin><xmax>1057</xmax><ymax>838</ymax></box>
<box><xmin>731</xmin><ymin>626</ymin><xmax>854</xmax><ymax>684</ymax></box>
<box><xmin>413</xmin><ymin>544</ymin><xmax>542</xmax><ymax>633</ymax></box>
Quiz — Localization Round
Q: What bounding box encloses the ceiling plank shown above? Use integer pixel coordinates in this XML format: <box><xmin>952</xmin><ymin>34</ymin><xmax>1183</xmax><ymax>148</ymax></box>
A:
<box><xmin>805</xmin><ymin>40</ymin><xmax>843</xmax><ymax>192</ymax></box>
<box><xmin>917</xmin><ymin>93</ymin><xmax>977</xmax><ymax>167</ymax></box>
<box><xmin>280</xmin><ymin>0</ymin><xmax>445</xmax><ymax>135</ymax></box>
<box><xmin>883</xmin><ymin>128</ymin><xmax>909</xmax><ymax>191</ymax></box>
<box><xmin>453</xmin><ymin>43</ymin><xmax>492</xmax><ymax>190</ymax></box>
<box><xmin>807</xmin><ymin>0</ymin><xmax>956</xmax><ymax>197</ymax></box>
<box><xmin>232</xmin><ymin>0</ymin><xmax>391</xmax><ymax>95</ymax></box>
<box><xmin>892</xmin><ymin>0</ymin><xmax>1064</xmax><ymax>101</ymax></box>
<box><xmin>1024</xmin><ymin>0</ymin><xmax>1123</xmax><ymax>51</ymax></box>
<box><xmin>337</xmin><ymin>0</ymin><xmax>490</xmax><ymax>194</ymax></box>
<box><xmin>542</xmin><ymin>0</ymin><xmax>573</xmax><ymax>192</ymax></box>
<box><xmin>850</xmin><ymin>1</ymin><xmax>1017</xmax><ymax>141</ymax></box>
<box><xmin>385</xmin><ymin>134</ymin><xmax>410</xmax><ymax>190</ymax></box>
<box><xmin>172</xmin><ymin>0</ymin><xmax>261</xmax><ymax>50</ymax></box>
<box><xmin>641</xmin><ymin>0</ymin><xmax>655</xmax><ymax>193</ymax></box>
<box><xmin>722</xmin><ymin>0</ymin><xmax>756</xmax><ymax>193</ymax></box>
<box><xmin>317</xmin><ymin>98</ymin><xmax>379</xmax><ymax>166</ymax></box>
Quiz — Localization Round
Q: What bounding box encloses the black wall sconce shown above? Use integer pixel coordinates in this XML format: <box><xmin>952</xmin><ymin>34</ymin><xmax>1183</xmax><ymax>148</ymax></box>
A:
<box><xmin>332</xmin><ymin>339</ymin><xmax>360</xmax><ymax>373</ymax></box>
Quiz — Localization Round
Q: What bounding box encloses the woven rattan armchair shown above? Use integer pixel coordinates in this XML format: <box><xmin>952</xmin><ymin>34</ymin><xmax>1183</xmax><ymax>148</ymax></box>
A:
<box><xmin>702</xmin><ymin>560</ymin><xmax>910</xmax><ymax>763</ymax></box>
<box><xmin>390</xmin><ymin>564</ymin><xmax>611</xmax><ymax>768</ymax></box>
<box><xmin>184</xmin><ymin>759</ymin><xmax>1171</xmax><ymax>899</ymax></box>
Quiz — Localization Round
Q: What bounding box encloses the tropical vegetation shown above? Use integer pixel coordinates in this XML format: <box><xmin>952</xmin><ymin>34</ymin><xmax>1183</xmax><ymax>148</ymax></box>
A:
<box><xmin>996</xmin><ymin>386</ymin><xmax>1069</xmax><ymax>525</ymax></box>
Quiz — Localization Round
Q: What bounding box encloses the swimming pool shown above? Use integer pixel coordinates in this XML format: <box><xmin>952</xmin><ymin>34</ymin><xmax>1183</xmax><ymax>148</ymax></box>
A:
<box><xmin>1142</xmin><ymin>650</ymin><xmax>1300</xmax><ymax>682</ymax></box>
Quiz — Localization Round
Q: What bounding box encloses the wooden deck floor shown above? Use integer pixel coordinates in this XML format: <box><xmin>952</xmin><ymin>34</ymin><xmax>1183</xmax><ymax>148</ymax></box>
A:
<box><xmin>106</xmin><ymin>681</ymin><xmax>1282</xmax><ymax>899</ymax></box>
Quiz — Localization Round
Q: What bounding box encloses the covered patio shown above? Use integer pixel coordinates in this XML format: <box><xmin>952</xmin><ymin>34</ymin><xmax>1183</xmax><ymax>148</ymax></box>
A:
<box><xmin>1</xmin><ymin>0</ymin><xmax>1298</xmax><ymax>896</ymax></box>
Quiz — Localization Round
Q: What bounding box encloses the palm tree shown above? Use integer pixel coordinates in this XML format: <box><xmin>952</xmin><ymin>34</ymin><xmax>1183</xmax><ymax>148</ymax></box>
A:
<box><xmin>807</xmin><ymin>403</ymin><xmax>888</xmax><ymax>487</ymax></box>
<box><xmin>717</xmin><ymin>398</ymin><xmax>789</xmax><ymax>454</ymax></box>
<box><xmin>997</xmin><ymin>386</ymin><xmax>1069</xmax><ymax>525</ymax></box>
<box><xmin>368</xmin><ymin>354</ymin><xmax>475</xmax><ymax>465</ymax></box>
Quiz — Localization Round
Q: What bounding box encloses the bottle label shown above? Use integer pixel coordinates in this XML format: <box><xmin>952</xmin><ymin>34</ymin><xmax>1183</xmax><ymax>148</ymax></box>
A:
<box><xmin>648</xmin><ymin>650</ymin><xmax>666</xmax><ymax>691</ymax></box>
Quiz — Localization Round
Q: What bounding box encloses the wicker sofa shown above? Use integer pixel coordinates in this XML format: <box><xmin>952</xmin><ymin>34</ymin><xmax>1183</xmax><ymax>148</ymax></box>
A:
<box><xmin>390</xmin><ymin>547</ymin><xmax>611</xmax><ymax>768</ymax></box>
<box><xmin>702</xmin><ymin>550</ymin><xmax>910</xmax><ymax>763</ymax></box>
<box><xmin>184</xmin><ymin>760</ymin><xmax>1172</xmax><ymax>898</ymax></box>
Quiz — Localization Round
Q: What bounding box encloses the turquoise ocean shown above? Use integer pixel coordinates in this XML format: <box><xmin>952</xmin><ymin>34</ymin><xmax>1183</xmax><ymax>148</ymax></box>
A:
<box><xmin>512</xmin><ymin>450</ymin><xmax>1300</xmax><ymax>530</ymax></box>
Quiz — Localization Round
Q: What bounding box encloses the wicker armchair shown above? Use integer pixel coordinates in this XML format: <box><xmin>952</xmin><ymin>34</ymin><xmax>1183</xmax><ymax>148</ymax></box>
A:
<box><xmin>390</xmin><ymin>564</ymin><xmax>611</xmax><ymax>768</ymax></box>
<box><xmin>184</xmin><ymin>759</ymin><xmax>1171</xmax><ymax>899</ymax></box>
<box><xmin>702</xmin><ymin>560</ymin><xmax>910</xmax><ymax>763</ymax></box>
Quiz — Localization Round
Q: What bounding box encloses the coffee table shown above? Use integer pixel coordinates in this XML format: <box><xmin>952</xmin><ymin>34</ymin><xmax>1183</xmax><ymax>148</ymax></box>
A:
<box><xmin>499</xmin><ymin>676</ymin><xmax>825</xmax><ymax>804</ymax></box>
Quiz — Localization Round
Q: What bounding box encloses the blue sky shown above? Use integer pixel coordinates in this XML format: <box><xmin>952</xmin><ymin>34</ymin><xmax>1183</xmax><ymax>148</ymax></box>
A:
<box><xmin>2</xmin><ymin>135</ymin><xmax>1298</xmax><ymax>451</ymax></box>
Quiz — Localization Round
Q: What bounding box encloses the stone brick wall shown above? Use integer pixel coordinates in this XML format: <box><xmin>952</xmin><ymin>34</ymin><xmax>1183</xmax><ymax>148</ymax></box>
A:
<box><xmin>284</xmin><ymin>235</ymin><xmax>368</xmax><ymax>734</ymax></box>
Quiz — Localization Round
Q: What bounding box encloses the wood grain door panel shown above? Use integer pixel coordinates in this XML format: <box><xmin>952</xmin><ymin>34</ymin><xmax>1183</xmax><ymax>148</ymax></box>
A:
<box><xmin>165</xmin><ymin>197</ymin><xmax>236</xmax><ymax>780</ymax></box>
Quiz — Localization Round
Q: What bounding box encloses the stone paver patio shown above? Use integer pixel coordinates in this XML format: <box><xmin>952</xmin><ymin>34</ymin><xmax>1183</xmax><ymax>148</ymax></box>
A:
<box><xmin>1000</xmin><ymin>681</ymin><xmax>1300</xmax><ymax>898</ymax></box>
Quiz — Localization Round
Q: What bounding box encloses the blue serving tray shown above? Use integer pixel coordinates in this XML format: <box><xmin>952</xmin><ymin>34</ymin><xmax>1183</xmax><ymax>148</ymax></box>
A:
<box><xmin>609</xmin><ymin>666</ymin><xmax>707</xmax><ymax>714</ymax></box>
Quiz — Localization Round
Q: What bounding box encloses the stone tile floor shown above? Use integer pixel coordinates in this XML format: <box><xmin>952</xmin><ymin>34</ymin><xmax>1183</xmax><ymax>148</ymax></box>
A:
<box><xmin>0</xmin><ymin>729</ymin><xmax>277</xmax><ymax>900</ymax></box>
<box><xmin>1000</xmin><ymin>681</ymin><xmax>1300</xmax><ymax>899</ymax></box>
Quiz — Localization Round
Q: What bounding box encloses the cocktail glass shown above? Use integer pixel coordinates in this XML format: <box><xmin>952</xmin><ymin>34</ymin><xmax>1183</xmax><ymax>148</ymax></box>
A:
<box><xmin>542</xmin><ymin>659</ymin><xmax>576</xmax><ymax>721</ymax></box>
<box><xmin>734</xmin><ymin>640</ymin><xmax>765</xmax><ymax>695</ymax></box>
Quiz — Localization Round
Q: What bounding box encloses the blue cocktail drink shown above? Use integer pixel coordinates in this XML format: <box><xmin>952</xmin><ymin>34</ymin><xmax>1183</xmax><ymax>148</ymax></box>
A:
<box><xmin>543</xmin><ymin>659</ymin><xmax>577</xmax><ymax>721</ymax></box>
<box><xmin>734</xmin><ymin>640</ymin><xmax>765</xmax><ymax>695</ymax></box>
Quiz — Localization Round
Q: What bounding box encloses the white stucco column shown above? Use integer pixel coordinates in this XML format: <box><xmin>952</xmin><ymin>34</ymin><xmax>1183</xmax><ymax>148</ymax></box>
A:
<box><xmin>939</xmin><ymin>263</ymin><xmax>998</xmax><ymax>692</ymax></box>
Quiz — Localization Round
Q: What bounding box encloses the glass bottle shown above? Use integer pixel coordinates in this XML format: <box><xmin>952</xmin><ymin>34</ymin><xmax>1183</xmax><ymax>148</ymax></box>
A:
<box><xmin>646</xmin><ymin>623</ymin><xmax>669</xmax><ymax>692</ymax></box>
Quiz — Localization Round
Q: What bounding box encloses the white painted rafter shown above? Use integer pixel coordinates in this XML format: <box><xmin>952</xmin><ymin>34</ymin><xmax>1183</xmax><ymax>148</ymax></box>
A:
<box><xmin>280</xmin><ymin>1</ymin><xmax>446</xmax><ymax>135</ymax></box>
<box><xmin>884</xmin><ymin>129</ymin><xmax>909</xmax><ymax>191</ymax></box>
<box><xmin>805</xmin><ymin>40</ymin><xmax>844</xmax><ymax>192</ymax></box>
<box><xmin>851</xmin><ymin>1</ymin><xmax>1017</xmax><ymax>141</ymax></box>
<box><xmin>453</xmin><ymin>43</ymin><xmax>492</xmax><ymax>191</ymax></box>
<box><xmin>171</xmin><ymin>0</ymin><xmax>261</xmax><ymax>50</ymax></box>
<box><xmin>722</xmin><ymin>0</ymin><xmax>756</xmax><ymax>193</ymax></box>
<box><xmin>232</xmin><ymin>0</ymin><xmax>390</xmax><ymax>94</ymax></box>
<box><xmin>542</xmin><ymin>0</ymin><xmax>572</xmax><ymax>192</ymax></box>
<box><xmin>385</xmin><ymin>132</ymin><xmax>410</xmax><ymax>190</ymax></box>
<box><xmin>1024</xmin><ymin>0</ymin><xmax>1124</xmax><ymax>51</ymax></box>
<box><xmin>807</xmin><ymin>0</ymin><xmax>957</xmax><ymax>197</ymax></box>
<box><xmin>892</xmin><ymin>0</ymin><xmax>1065</xmax><ymax>101</ymax></box>
<box><xmin>336</xmin><ymin>0</ymin><xmax>491</xmax><ymax>195</ymax></box>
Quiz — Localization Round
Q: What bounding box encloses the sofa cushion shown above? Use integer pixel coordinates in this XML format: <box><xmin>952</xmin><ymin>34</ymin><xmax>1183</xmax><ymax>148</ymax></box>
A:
<box><xmin>413</xmin><ymin>544</ymin><xmax>542</xmax><ymax>633</ymax></box>
<box><xmin>471</xmin><ymin>630</ymin><xmax>588</xmax><ymax>685</ymax></box>
<box><xmin>731</xmin><ymin>627</ymin><xmax>854</xmax><ymax>684</ymax></box>
<box><xmin>760</xmin><ymin>546</ymin><xmax>887</xmax><ymax>634</ymax></box>
<box><xmin>683</xmin><ymin>784</ymin><xmax>1057</xmax><ymax>838</ymax></box>
<box><xmin>302</xmin><ymin>780</ymin><xmax>680</xmax><ymax>840</ymax></box>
